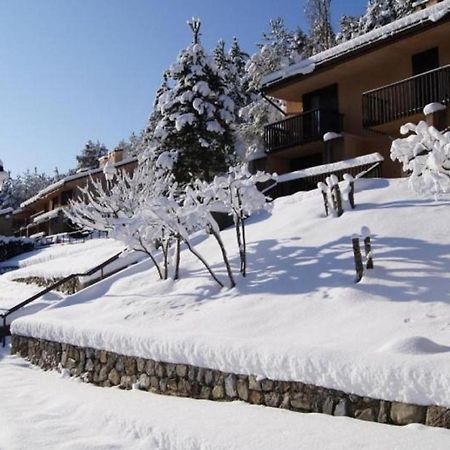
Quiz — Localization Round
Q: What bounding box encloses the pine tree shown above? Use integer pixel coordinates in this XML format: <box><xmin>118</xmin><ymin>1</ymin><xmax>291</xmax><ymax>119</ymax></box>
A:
<box><xmin>360</xmin><ymin>0</ymin><xmax>398</xmax><ymax>33</ymax></box>
<box><xmin>336</xmin><ymin>15</ymin><xmax>360</xmax><ymax>43</ymax></box>
<box><xmin>305</xmin><ymin>0</ymin><xmax>335</xmax><ymax>55</ymax></box>
<box><xmin>151</xmin><ymin>19</ymin><xmax>236</xmax><ymax>184</ymax></box>
<box><xmin>76</xmin><ymin>140</ymin><xmax>108</xmax><ymax>169</ymax></box>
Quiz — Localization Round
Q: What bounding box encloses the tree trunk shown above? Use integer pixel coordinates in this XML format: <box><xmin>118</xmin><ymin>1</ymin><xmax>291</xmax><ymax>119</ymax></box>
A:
<box><xmin>184</xmin><ymin>239</ymin><xmax>224</xmax><ymax>288</ymax></box>
<box><xmin>211</xmin><ymin>229</ymin><xmax>236</xmax><ymax>288</ymax></box>
<box><xmin>240</xmin><ymin>216</ymin><xmax>247</xmax><ymax>277</ymax></box>
<box><xmin>174</xmin><ymin>235</ymin><xmax>181</xmax><ymax>280</ymax></box>
<box><xmin>136</xmin><ymin>236</ymin><xmax>163</xmax><ymax>280</ymax></box>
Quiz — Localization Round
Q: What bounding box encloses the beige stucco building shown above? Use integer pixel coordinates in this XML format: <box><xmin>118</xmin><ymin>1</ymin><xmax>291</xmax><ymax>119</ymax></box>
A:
<box><xmin>261</xmin><ymin>0</ymin><xmax>450</xmax><ymax>177</ymax></box>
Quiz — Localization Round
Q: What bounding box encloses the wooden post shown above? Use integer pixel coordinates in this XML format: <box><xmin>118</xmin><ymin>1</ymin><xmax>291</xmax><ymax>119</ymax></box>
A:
<box><xmin>332</xmin><ymin>184</ymin><xmax>344</xmax><ymax>217</ymax></box>
<box><xmin>343</xmin><ymin>174</ymin><xmax>355</xmax><ymax>209</ymax></box>
<box><xmin>352</xmin><ymin>234</ymin><xmax>364</xmax><ymax>283</ymax></box>
<box><xmin>361</xmin><ymin>226</ymin><xmax>373</xmax><ymax>269</ymax></box>
<box><xmin>317</xmin><ymin>182</ymin><xmax>329</xmax><ymax>217</ymax></box>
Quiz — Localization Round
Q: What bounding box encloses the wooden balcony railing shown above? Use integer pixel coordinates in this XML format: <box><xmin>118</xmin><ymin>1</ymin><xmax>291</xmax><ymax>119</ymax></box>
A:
<box><xmin>362</xmin><ymin>64</ymin><xmax>450</xmax><ymax>127</ymax></box>
<box><xmin>264</xmin><ymin>109</ymin><xmax>344</xmax><ymax>153</ymax></box>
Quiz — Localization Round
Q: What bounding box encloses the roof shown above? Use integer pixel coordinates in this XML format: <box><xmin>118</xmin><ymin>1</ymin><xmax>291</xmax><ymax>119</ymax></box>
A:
<box><xmin>262</xmin><ymin>0</ymin><xmax>450</xmax><ymax>90</ymax></box>
<box><xmin>20</xmin><ymin>157</ymin><xmax>138</xmax><ymax>209</ymax></box>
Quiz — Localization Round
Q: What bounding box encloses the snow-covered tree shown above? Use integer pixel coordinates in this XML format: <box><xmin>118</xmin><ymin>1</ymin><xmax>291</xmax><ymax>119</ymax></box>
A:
<box><xmin>209</xmin><ymin>164</ymin><xmax>274</xmax><ymax>277</ymax></box>
<box><xmin>237</xmin><ymin>19</ymin><xmax>306</xmax><ymax>159</ymax></box>
<box><xmin>76</xmin><ymin>140</ymin><xmax>108</xmax><ymax>170</ymax></box>
<box><xmin>305</xmin><ymin>0</ymin><xmax>335</xmax><ymax>54</ymax></box>
<box><xmin>151</xmin><ymin>18</ymin><xmax>236</xmax><ymax>184</ymax></box>
<box><xmin>390</xmin><ymin>120</ymin><xmax>450</xmax><ymax>196</ymax></box>
<box><xmin>336</xmin><ymin>15</ymin><xmax>360</xmax><ymax>43</ymax></box>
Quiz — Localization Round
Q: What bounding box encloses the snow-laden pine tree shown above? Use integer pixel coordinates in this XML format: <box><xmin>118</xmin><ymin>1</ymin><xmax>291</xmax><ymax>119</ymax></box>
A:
<box><xmin>360</xmin><ymin>0</ymin><xmax>398</xmax><ymax>33</ymax></box>
<box><xmin>305</xmin><ymin>0</ymin><xmax>335</xmax><ymax>54</ymax></box>
<box><xmin>336</xmin><ymin>15</ymin><xmax>361</xmax><ymax>44</ymax></box>
<box><xmin>237</xmin><ymin>18</ymin><xmax>306</xmax><ymax>159</ymax></box>
<box><xmin>76</xmin><ymin>140</ymin><xmax>108</xmax><ymax>170</ymax></box>
<box><xmin>151</xmin><ymin>19</ymin><xmax>236</xmax><ymax>184</ymax></box>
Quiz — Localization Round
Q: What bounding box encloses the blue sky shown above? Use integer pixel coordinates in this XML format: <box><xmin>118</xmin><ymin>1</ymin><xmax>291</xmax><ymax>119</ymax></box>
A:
<box><xmin>0</xmin><ymin>0</ymin><xmax>367</xmax><ymax>176</ymax></box>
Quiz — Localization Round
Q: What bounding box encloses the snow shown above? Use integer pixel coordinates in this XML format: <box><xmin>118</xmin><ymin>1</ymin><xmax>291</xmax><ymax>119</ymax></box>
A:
<box><xmin>11</xmin><ymin>179</ymin><xmax>450</xmax><ymax>408</ymax></box>
<box><xmin>323</xmin><ymin>132</ymin><xmax>343</xmax><ymax>142</ymax></box>
<box><xmin>423</xmin><ymin>102</ymin><xmax>447</xmax><ymax>115</ymax></box>
<box><xmin>262</xmin><ymin>1</ymin><xmax>450</xmax><ymax>88</ymax></box>
<box><xmin>1</xmin><ymin>345</ymin><xmax>450</xmax><ymax>450</ymax></box>
<box><xmin>277</xmin><ymin>153</ymin><xmax>384</xmax><ymax>183</ymax></box>
<box><xmin>32</xmin><ymin>207</ymin><xmax>62</xmax><ymax>224</ymax></box>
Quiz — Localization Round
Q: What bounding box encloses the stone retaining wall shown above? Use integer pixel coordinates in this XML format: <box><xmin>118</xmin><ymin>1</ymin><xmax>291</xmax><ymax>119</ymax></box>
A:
<box><xmin>11</xmin><ymin>335</ymin><xmax>450</xmax><ymax>429</ymax></box>
<box><xmin>13</xmin><ymin>276</ymin><xmax>80</xmax><ymax>295</ymax></box>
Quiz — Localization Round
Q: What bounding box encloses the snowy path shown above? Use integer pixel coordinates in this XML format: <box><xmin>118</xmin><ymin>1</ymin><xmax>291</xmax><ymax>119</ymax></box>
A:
<box><xmin>1</xmin><ymin>344</ymin><xmax>450</xmax><ymax>449</ymax></box>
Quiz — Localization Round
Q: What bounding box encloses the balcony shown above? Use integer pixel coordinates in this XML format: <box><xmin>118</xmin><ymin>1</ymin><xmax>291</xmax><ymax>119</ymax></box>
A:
<box><xmin>264</xmin><ymin>109</ymin><xmax>344</xmax><ymax>153</ymax></box>
<box><xmin>362</xmin><ymin>65</ymin><xmax>450</xmax><ymax>128</ymax></box>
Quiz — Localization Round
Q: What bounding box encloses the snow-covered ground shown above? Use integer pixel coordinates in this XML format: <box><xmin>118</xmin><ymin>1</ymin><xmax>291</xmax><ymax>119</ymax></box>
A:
<box><xmin>0</xmin><ymin>238</ymin><xmax>129</xmax><ymax>321</ymax></box>
<box><xmin>1</xmin><ymin>341</ymin><xmax>449</xmax><ymax>450</ymax></box>
<box><xmin>11</xmin><ymin>179</ymin><xmax>450</xmax><ymax>407</ymax></box>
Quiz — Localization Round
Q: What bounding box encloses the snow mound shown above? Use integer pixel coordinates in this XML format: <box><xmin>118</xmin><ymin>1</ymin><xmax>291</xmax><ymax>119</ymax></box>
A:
<box><xmin>379</xmin><ymin>336</ymin><xmax>450</xmax><ymax>355</ymax></box>
<box><xmin>423</xmin><ymin>102</ymin><xmax>447</xmax><ymax>116</ymax></box>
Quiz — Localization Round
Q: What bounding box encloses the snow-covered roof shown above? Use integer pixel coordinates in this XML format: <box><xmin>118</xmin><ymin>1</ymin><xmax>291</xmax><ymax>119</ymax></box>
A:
<box><xmin>32</xmin><ymin>207</ymin><xmax>64</xmax><ymax>225</ymax></box>
<box><xmin>0</xmin><ymin>207</ymin><xmax>13</xmax><ymax>216</ymax></box>
<box><xmin>262</xmin><ymin>1</ymin><xmax>450</xmax><ymax>89</ymax></box>
<box><xmin>20</xmin><ymin>157</ymin><xmax>137</xmax><ymax>209</ymax></box>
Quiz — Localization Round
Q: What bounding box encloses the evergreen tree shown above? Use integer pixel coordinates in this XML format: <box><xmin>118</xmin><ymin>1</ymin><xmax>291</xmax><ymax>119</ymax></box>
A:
<box><xmin>336</xmin><ymin>15</ymin><xmax>360</xmax><ymax>44</ymax></box>
<box><xmin>237</xmin><ymin>19</ymin><xmax>307</xmax><ymax>158</ymax></box>
<box><xmin>305</xmin><ymin>0</ymin><xmax>335</xmax><ymax>55</ymax></box>
<box><xmin>76</xmin><ymin>140</ymin><xmax>108</xmax><ymax>170</ymax></box>
<box><xmin>151</xmin><ymin>19</ymin><xmax>236</xmax><ymax>184</ymax></box>
<box><xmin>360</xmin><ymin>0</ymin><xmax>398</xmax><ymax>33</ymax></box>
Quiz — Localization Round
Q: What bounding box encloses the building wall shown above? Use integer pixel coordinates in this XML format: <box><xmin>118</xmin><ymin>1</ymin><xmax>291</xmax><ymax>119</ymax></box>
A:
<box><xmin>268</xmin><ymin>19</ymin><xmax>450</xmax><ymax>177</ymax></box>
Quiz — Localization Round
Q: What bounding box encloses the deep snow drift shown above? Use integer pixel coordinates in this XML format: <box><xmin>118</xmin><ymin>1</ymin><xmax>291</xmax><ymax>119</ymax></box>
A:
<box><xmin>1</xmin><ymin>344</ymin><xmax>450</xmax><ymax>450</ymax></box>
<box><xmin>12</xmin><ymin>179</ymin><xmax>450</xmax><ymax>407</ymax></box>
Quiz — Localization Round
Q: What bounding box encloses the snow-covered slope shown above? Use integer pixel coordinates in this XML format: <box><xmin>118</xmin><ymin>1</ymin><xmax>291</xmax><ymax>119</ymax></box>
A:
<box><xmin>0</xmin><ymin>238</ymin><xmax>126</xmax><ymax>320</ymax></box>
<box><xmin>12</xmin><ymin>179</ymin><xmax>450</xmax><ymax>407</ymax></box>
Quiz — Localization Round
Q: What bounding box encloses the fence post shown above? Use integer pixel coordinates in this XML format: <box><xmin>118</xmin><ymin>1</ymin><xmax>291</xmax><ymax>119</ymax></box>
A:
<box><xmin>317</xmin><ymin>182</ymin><xmax>329</xmax><ymax>216</ymax></box>
<box><xmin>361</xmin><ymin>226</ymin><xmax>374</xmax><ymax>269</ymax></box>
<box><xmin>352</xmin><ymin>234</ymin><xmax>364</xmax><ymax>283</ymax></box>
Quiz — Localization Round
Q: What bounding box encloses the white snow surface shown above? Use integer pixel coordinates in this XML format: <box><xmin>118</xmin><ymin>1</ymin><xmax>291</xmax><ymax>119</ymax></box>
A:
<box><xmin>11</xmin><ymin>179</ymin><xmax>450</xmax><ymax>407</ymax></box>
<box><xmin>277</xmin><ymin>153</ymin><xmax>383</xmax><ymax>183</ymax></box>
<box><xmin>423</xmin><ymin>102</ymin><xmax>447</xmax><ymax>115</ymax></box>
<box><xmin>1</xmin><ymin>344</ymin><xmax>450</xmax><ymax>450</ymax></box>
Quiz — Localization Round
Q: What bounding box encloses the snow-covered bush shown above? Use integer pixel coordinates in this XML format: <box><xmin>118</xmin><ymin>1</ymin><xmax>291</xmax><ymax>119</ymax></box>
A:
<box><xmin>66</xmin><ymin>150</ymin><xmax>177</xmax><ymax>280</ymax></box>
<box><xmin>208</xmin><ymin>164</ymin><xmax>274</xmax><ymax>277</ymax></box>
<box><xmin>390</xmin><ymin>120</ymin><xmax>450</xmax><ymax>196</ymax></box>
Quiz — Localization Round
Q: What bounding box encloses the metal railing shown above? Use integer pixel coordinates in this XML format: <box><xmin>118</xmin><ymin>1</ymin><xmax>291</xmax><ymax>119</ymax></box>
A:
<box><xmin>362</xmin><ymin>64</ymin><xmax>450</xmax><ymax>127</ymax></box>
<box><xmin>264</xmin><ymin>109</ymin><xmax>344</xmax><ymax>153</ymax></box>
<box><xmin>1</xmin><ymin>250</ymin><xmax>124</xmax><ymax>346</ymax></box>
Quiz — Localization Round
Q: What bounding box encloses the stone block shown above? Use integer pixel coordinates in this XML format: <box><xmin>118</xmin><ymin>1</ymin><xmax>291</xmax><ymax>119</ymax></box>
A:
<box><xmin>334</xmin><ymin>398</ymin><xmax>349</xmax><ymax>417</ymax></box>
<box><xmin>264</xmin><ymin>392</ymin><xmax>282</xmax><ymax>408</ymax></box>
<box><xmin>426</xmin><ymin>406</ymin><xmax>450</xmax><ymax>429</ymax></box>
<box><xmin>323</xmin><ymin>397</ymin><xmax>334</xmax><ymax>415</ymax></box>
<box><xmin>108</xmin><ymin>369</ymin><xmax>120</xmax><ymax>386</ymax></box>
<box><xmin>237</xmin><ymin>379</ymin><xmax>249</xmax><ymax>401</ymax></box>
<box><xmin>199</xmin><ymin>386</ymin><xmax>211</xmax><ymax>399</ymax></box>
<box><xmin>378</xmin><ymin>401</ymin><xmax>390</xmax><ymax>423</ymax></box>
<box><xmin>204</xmin><ymin>370</ymin><xmax>214</xmax><ymax>386</ymax></box>
<box><xmin>261</xmin><ymin>379</ymin><xmax>274</xmax><ymax>392</ymax></box>
<box><xmin>212</xmin><ymin>385</ymin><xmax>225</xmax><ymax>400</ymax></box>
<box><xmin>355</xmin><ymin>408</ymin><xmax>376</xmax><ymax>422</ymax></box>
<box><xmin>290</xmin><ymin>393</ymin><xmax>312</xmax><ymax>411</ymax></box>
<box><xmin>248</xmin><ymin>375</ymin><xmax>262</xmax><ymax>391</ymax></box>
<box><xmin>145</xmin><ymin>360</ymin><xmax>155</xmax><ymax>376</ymax></box>
<box><xmin>176</xmin><ymin>364</ymin><xmax>187</xmax><ymax>378</ymax></box>
<box><xmin>138</xmin><ymin>373</ymin><xmax>150</xmax><ymax>390</ymax></box>
<box><xmin>249</xmin><ymin>390</ymin><xmax>264</xmax><ymax>405</ymax></box>
<box><xmin>224</xmin><ymin>374</ymin><xmax>237</xmax><ymax>398</ymax></box>
<box><xmin>390</xmin><ymin>402</ymin><xmax>426</xmax><ymax>425</ymax></box>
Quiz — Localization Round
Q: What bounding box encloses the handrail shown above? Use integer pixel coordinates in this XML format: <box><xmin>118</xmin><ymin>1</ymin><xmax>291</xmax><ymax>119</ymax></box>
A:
<box><xmin>265</xmin><ymin>108</ymin><xmax>344</xmax><ymax>153</ymax></box>
<box><xmin>1</xmin><ymin>250</ymin><xmax>124</xmax><ymax>346</ymax></box>
<box><xmin>362</xmin><ymin>64</ymin><xmax>450</xmax><ymax>95</ymax></box>
<box><xmin>362</xmin><ymin>65</ymin><xmax>450</xmax><ymax>127</ymax></box>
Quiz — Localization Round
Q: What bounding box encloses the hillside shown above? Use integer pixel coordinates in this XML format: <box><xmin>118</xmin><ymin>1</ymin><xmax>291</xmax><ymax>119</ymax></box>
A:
<box><xmin>11</xmin><ymin>178</ymin><xmax>450</xmax><ymax>407</ymax></box>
